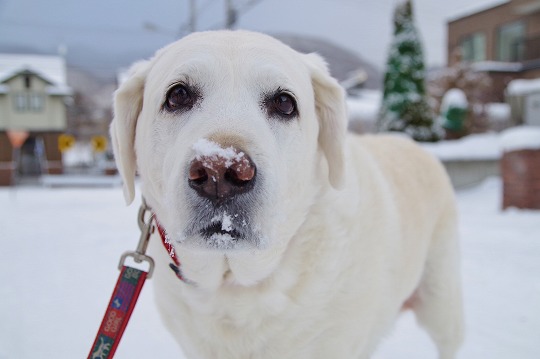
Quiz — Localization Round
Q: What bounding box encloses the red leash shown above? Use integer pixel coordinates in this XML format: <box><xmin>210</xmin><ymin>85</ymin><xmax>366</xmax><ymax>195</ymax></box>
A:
<box><xmin>88</xmin><ymin>266</ymin><xmax>148</xmax><ymax>359</ymax></box>
<box><xmin>88</xmin><ymin>202</ymin><xmax>157</xmax><ymax>359</ymax></box>
<box><xmin>88</xmin><ymin>200</ymin><xmax>189</xmax><ymax>359</ymax></box>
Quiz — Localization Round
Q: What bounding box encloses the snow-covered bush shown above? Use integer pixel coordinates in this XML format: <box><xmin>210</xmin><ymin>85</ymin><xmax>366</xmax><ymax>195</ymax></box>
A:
<box><xmin>427</xmin><ymin>52</ymin><xmax>492</xmax><ymax>135</ymax></box>
<box><xmin>440</xmin><ymin>88</ymin><xmax>468</xmax><ymax>134</ymax></box>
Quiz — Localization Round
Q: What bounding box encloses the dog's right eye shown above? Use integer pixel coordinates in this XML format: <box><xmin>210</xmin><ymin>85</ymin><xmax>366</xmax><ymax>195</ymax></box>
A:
<box><xmin>164</xmin><ymin>84</ymin><xmax>196</xmax><ymax>112</ymax></box>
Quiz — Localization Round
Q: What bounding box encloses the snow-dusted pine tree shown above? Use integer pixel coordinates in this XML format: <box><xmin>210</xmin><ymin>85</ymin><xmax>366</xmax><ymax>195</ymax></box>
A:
<box><xmin>377</xmin><ymin>0</ymin><xmax>442</xmax><ymax>142</ymax></box>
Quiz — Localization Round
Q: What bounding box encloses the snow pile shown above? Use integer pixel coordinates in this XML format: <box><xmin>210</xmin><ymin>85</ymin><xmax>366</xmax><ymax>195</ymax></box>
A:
<box><xmin>441</xmin><ymin>88</ymin><xmax>468</xmax><ymax>111</ymax></box>
<box><xmin>506</xmin><ymin>78</ymin><xmax>540</xmax><ymax>96</ymax></box>
<box><xmin>485</xmin><ymin>103</ymin><xmax>511</xmax><ymax>123</ymax></box>
<box><xmin>62</xmin><ymin>142</ymin><xmax>94</xmax><ymax>167</ymax></box>
<box><xmin>500</xmin><ymin>126</ymin><xmax>540</xmax><ymax>153</ymax></box>
<box><xmin>421</xmin><ymin>132</ymin><xmax>502</xmax><ymax>161</ymax></box>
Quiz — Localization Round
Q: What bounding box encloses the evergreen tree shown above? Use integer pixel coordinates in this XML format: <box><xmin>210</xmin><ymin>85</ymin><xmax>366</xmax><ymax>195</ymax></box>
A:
<box><xmin>377</xmin><ymin>0</ymin><xmax>442</xmax><ymax>142</ymax></box>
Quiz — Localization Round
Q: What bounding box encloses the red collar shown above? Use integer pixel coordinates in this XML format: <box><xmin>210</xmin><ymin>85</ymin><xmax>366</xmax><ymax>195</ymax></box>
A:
<box><xmin>154</xmin><ymin>218</ymin><xmax>179</xmax><ymax>267</ymax></box>
<box><xmin>152</xmin><ymin>217</ymin><xmax>182</xmax><ymax>282</ymax></box>
<box><xmin>153</xmin><ymin>216</ymin><xmax>194</xmax><ymax>284</ymax></box>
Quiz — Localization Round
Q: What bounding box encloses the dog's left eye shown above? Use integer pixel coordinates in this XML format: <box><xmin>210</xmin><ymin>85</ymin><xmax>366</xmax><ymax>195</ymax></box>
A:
<box><xmin>164</xmin><ymin>84</ymin><xmax>196</xmax><ymax>112</ymax></box>
<box><xmin>267</xmin><ymin>91</ymin><xmax>298</xmax><ymax>119</ymax></box>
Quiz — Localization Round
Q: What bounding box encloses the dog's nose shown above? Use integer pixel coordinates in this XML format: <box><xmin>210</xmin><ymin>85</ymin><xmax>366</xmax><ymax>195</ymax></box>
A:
<box><xmin>188</xmin><ymin>148</ymin><xmax>256</xmax><ymax>203</ymax></box>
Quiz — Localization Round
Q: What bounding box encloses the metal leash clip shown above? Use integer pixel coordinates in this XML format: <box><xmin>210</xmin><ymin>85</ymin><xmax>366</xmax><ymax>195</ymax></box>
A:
<box><xmin>118</xmin><ymin>199</ymin><xmax>156</xmax><ymax>279</ymax></box>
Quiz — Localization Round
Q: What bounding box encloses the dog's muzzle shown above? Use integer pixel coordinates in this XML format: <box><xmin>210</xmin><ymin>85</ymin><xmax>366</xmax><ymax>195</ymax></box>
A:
<box><xmin>184</xmin><ymin>141</ymin><xmax>261</xmax><ymax>249</ymax></box>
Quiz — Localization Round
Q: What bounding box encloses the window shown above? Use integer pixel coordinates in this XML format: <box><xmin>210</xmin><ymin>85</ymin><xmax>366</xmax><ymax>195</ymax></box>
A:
<box><xmin>497</xmin><ymin>21</ymin><xmax>526</xmax><ymax>62</ymax></box>
<box><xmin>13</xmin><ymin>92</ymin><xmax>45</xmax><ymax>112</ymax></box>
<box><xmin>460</xmin><ymin>32</ymin><xmax>486</xmax><ymax>62</ymax></box>
<box><xmin>29</xmin><ymin>94</ymin><xmax>44</xmax><ymax>111</ymax></box>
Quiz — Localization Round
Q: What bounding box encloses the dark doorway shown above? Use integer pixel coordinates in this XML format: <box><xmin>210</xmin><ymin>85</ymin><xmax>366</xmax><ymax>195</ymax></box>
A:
<box><xmin>18</xmin><ymin>136</ymin><xmax>44</xmax><ymax>176</ymax></box>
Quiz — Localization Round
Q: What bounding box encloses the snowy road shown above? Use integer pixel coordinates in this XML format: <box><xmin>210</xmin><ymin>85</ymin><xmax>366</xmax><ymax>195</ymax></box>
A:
<box><xmin>1</xmin><ymin>178</ymin><xmax>539</xmax><ymax>358</ymax></box>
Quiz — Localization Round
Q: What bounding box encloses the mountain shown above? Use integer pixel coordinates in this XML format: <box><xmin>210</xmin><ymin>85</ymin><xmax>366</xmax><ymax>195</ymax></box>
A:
<box><xmin>274</xmin><ymin>34</ymin><xmax>381</xmax><ymax>89</ymax></box>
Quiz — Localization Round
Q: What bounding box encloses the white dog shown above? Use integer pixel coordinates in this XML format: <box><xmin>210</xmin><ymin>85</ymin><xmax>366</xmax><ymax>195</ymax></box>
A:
<box><xmin>111</xmin><ymin>30</ymin><xmax>463</xmax><ymax>359</ymax></box>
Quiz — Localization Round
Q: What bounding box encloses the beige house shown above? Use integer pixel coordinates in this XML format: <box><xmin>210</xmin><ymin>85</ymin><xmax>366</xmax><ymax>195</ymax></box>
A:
<box><xmin>0</xmin><ymin>54</ymin><xmax>72</xmax><ymax>185</ymax></box>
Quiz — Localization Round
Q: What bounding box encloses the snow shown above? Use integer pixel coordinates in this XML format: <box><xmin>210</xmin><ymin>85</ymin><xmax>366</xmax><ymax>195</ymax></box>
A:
<box><xmin>62</xmin><ymin>142</ymin><xmax>96</xmax><ymax>168</ymax></box>
<box><xmin>211</xmin><ymin>212</ymin><xmax>234</xmax><ymax>232</ymax></box>
<box><xmin>506</xmin><ymin>78</ymin><xmax>540</xmax><ymax>96</ymax></box>
<box><xmin>421</xmin><ymin>132</ymin><xmax>502</xmax><ymax>161</ymax></box>
<box><xmin>221</xmin><ymin>213</ymin><xmax>233</xmax><ymax>232</ymax></box>
<box><xmin>41</xmin><ymin>174</ymin><xmax>122</xmax><ymax>188</ymax></box>
<box><xmin>441</xmin><ymin>88</ymin><xmax>468</xmax><ymax>111</ymax></box>
<box><xmin>1</xmin><ymin>177</ymin><xmax>539</xmax><ymax>358</ymax></box>
<box><xmin>447</xmin><ymin>0</ymin><xmax>510</xmax><ymax>22</ymax></box>
<box><xmin>471</xmin><ymin>61</ymin><xmax>523</xmax><ymax>73</ymax></box>
<box><xmin>485</xmin><ymin>102</ymin><xmax>511</xmax><ymax>123</ymax></box>
<box><xmin>500</xmin><ymin>126</ymin><xmax>540</xmax><ymax>152</ymax></box>
<box><xmin>347</xmin><ymin>91</ymin><xmax>381</xmax><ymax>133</ymax></box>
<box><xmin>192</xmin><ymin>138</ymin><xmax>245</xmax><ymax>168</ymax></box>
<box><xmin>0</xmin><ymin>54</ymin><xmax>69</xmax><ymax>87</ymax></box>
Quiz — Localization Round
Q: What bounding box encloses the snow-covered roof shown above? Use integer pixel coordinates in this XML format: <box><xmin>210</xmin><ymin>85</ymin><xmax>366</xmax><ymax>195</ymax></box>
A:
<box><xmin>447</xmin><ymin>0</ymin><xmax>510</xmax><ymax>22</ymax></box>
<box><xmin>0</xmin><ymin>54</ymin><xmax>68</xmax><ymax>87</ymax></box>
<box><xmin>506</xmin><ymin>78</ymin><xmax>540</xmax><ymax>96</ymax></box>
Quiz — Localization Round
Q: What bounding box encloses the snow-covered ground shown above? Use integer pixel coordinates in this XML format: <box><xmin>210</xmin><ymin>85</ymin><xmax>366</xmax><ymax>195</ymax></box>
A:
<box><xmin>1</xmin><ymin>178</ymin><xmax>539</xmax><ymax>358</ymax></box>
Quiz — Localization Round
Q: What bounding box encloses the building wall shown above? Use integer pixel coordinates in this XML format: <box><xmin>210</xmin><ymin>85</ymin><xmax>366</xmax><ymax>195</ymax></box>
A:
<box><xmin>0</xmin><ymin>72</ymin><xmax>69</xmax><ymax>185</ymax></box>
<box><xmin>0</xmin><ymin>74</ymin><xmax>67</xmax><ymax>131</ymax></box>
<box><xmin>448</xmin><ymin>0</ymin><xmax>540</xmax><ymax>65</ymax></box>
<box><xmin>523</xmin><ymin>67</ymin><xmax>540</xmax><ymax>79</ymax></box>
<box><xmin>0</xmin><ymin>131</ymin><xmax>64</xmax><ymax>185</ymax></box>
<box><xmin>0</xmin><ymin>93</ymin><xmax>7</xmax><ymax>123</ymax></box>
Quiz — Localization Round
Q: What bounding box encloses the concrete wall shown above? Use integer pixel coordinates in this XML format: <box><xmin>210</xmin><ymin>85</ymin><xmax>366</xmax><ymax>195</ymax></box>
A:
<box><xmin>442</xmin><ymin>159</ymin><xmax>500</xmax><ymax>189</ymax></box>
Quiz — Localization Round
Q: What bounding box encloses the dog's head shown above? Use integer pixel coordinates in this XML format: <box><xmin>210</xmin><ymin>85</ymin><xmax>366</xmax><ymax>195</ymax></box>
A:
<box><xmin>111</xmin><ymin>31</ymin><xmax>346</xmax><ymax>263</ymax></box>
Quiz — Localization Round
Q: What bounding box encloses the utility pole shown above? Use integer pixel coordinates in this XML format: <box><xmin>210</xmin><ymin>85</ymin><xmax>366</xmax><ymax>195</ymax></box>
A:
<box><xmin>225</xmin><ymin>0</ymin><xmax>237</xmax><ymax>29</ymax></box>
<box><xmin>190</xmin><ymin>0</ymin><xmax>197</xmax><ymax>32</ymax></box>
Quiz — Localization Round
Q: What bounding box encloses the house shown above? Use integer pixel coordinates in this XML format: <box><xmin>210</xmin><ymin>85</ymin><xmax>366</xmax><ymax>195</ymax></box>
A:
<box><xmin>0</xmin><ymin>54</ymin><xmax>72</xmax><ymax>185</ymax></box>
<box><xmin>447</xmin><ymin>0</ymin><xmax>540</xmax><ymax>103</ymax></box>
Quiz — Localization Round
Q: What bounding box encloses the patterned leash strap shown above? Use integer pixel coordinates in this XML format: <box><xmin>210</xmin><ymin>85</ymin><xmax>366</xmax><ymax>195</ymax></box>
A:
<box><xmin>88</xmin><ymin>201</ymin><xmax>155</xmax><ymax>359</ymax></box>
<box><xmin>88</xmin><ymin>266</ymin><xmax>148</xmax><ymax>359</ymax></box>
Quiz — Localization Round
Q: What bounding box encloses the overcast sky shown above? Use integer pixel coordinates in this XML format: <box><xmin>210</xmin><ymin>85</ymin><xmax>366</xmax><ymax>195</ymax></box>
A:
<box><xmin>0</xmin><ymin>0</ymin><xmax>505</xmax><ymax>78</ymax></box>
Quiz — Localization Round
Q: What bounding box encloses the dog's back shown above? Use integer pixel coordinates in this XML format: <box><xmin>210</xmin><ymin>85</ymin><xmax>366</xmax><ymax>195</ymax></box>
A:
<box><xmin>349</xmin><ymin>133</ymin><xmax>464</xmax><ymax>359</ymax></box>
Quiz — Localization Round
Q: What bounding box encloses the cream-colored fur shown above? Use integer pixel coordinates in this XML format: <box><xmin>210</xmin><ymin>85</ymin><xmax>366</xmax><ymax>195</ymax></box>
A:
<box><xmin>111</xmin><ymin>30</ymin><xmax>464</xmax><ymax>359</ymax></box>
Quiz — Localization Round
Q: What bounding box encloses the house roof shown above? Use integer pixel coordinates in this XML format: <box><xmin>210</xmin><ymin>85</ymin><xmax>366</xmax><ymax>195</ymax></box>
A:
<box><xmin>0</xmin><ymin>54</ymin><xmax>68</xmax><ymax>86</ymax></box>
<box><xmin>0</xmin><ymin>53</ymin><xmax>72</xmax><ymax>95</ymax></box>
<box><xmin>447</xmin><ymin>0</ymin><xmax>511</xmax><ymax>22</ymax></box>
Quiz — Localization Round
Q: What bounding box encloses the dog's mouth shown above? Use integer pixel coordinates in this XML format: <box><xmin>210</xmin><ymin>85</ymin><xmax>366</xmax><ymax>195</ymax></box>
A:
<box><xmin>183</xmin><ymin>181</ymin><xmax>264</xmax><ymax>250</ymax></box>
<box><xmin>191</xmin><ymin>210</ymin><xmax>252</xmax><ymax>249</ymax></box>
<box><xmin>200</xmin><ymin>221</ymin><xmax>244</xmax><ymax>241</ymax></box>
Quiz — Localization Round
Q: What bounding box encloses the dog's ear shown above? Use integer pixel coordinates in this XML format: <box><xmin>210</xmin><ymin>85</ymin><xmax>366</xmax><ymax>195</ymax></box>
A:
<box><xmin>110</xmin><ymin>60</ymin><xmax>151</xmax><ymax>204</ymax></box>
<box><xmin>304</xmin><ymin>53</ymin><xmax>347</xmax><ymax>189</ymax></box>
